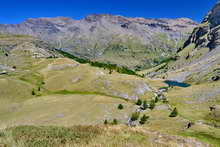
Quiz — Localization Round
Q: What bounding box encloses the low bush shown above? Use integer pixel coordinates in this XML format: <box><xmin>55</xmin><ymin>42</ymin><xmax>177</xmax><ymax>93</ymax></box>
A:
<box><xmin>32</xmin><ymin>89</ymin><xmax>36</xmax><ymax>95</ymax></box>
<box><xmin>118</xmin><ymin>104</ymin><xmax>124</xmax><ymax>110</ymax></box>
<box><xmin>112</xmin><ymin>119</ymin><xmax>118</xmax><ymax>125</ymax></box>
<box><xmin>136</xmin><ymin>99</ymin><xmax>142</xmax><ymax>106</ymax></box>
<box><xmin>142</xmin><ymin>100</ymin><xmax>148</xmax><ymax>110</ymax></box>
<box><xmin>149</xmin><ymin>100</ymin><xmax>155</xmax><ymax>110</ymax></box>
<box><xmin>154</xmin><ymin>96</ymin><xmax>159</xmax><ymax>103</ymax></box>
<box><xmin>169</xmin><ymin>107</ymin><xmax>178</xmax><ymax>117</ymax></box>
<box><xmin>139</xmin><ymin>115</ymin><xmax>149</xmax><ymax>125</ymax></box>
<box><xmin>104</xmin><ymin>120</ymin><xmax>108</xmax><ymax>125</ymax></box>
<box><xmin>131</xmin><ymin>112</ymin><xmax>140</xmax><ymax>121</ymax></box>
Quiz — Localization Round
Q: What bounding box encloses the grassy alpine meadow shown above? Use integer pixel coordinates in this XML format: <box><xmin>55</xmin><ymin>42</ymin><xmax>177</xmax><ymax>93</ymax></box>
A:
<box><xmin>0</xmin><ymin>54</ymin><xmax>218</xmax><ymax>146</ymax></box>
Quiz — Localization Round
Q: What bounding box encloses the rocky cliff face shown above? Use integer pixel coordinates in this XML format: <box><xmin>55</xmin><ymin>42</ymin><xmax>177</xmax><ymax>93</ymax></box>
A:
<box><xmin>162</xmin><ymin>1</ymin><xmax>220</xmax><ymax>83</ymax></box>
<box><xmin>0</xmin><ymin>15</ymin><xmax>197</xmax><ymax>69</ymax></box>
<box><xmin>183</xmin><ymin>1</ymin><xmax>220</xmax><ymax>50</ymax></box>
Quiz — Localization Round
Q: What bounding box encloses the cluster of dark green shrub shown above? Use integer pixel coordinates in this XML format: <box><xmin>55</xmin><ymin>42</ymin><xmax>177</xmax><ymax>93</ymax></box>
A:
<box><xmin>149</xmin><ymin>99</ymin><xmax>156</xmax><ymax>110</ymax></box>
<box><xmin>104</xmin><ymin>119</ymin><xmax>118</xmax><ymax>125</ymax></box>
<box><xmin>136</xmin><ymin>99</ymin><xmax>142</xmax><ymax>106</ymax></box>
<box><xmin>105</xmin><ymin>102</ymin><xmax>151</xmax><ymax>126</ymax></box>
<box><xmin>104</xmin><ymin>97</ymin><xmax>161</xmax><ymax>126</ymax></box>
<box><xmin>142</xmin><ymin>100</ymin><xmax>148</xmax><ymax>110</ymax></box>
<box><xmin>169</xmin><ymin>107</ymin><xmax>178</xmax><ymax>117</ymax></box>
<box><xmin>57</xmin><ymin>49</ymin><xmax>139</xmax><ymax>76</ymax></box>
<box><xmin>136</xmin><ymin>97</ymin><xmax>178</xmax><ymax>118</ymax></box>
<box><xmin>130</xmin><ymin>112</ymin><xmax>149</xmax><ymax>125</ymax></box>
<box><xmin>118</xmin><ymin>104</ymin><xmax>124</xmax><ymax>110</ymax></box>
<box><xmin>136</xmin><ymin>98</ymin><xmax>157</xmax><ymax>110</ymax></box>
<box><xmin>131</xmin><ymin>112</ymin><xmax>140</xmax><ymax>121</ymax></box>
<box><xmin>104</xmin><ymin>96</ymin><xmax>176</xmax><ymax>127</ymax></box>
<box><xmin>139</xmin><ymin>115</ymin><xmax>149</xmax><ymax>125</ymax></box>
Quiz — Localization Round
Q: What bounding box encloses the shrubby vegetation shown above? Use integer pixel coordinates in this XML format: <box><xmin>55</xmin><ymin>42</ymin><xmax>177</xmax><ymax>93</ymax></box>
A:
<box><xmin>103</xmin><ymin>119</ymin><xmax>118</xmax><ymax>125</ymax></box>
<box><xmin>136</xmin><ymin>99</ymin><xmax>142</xmax><ymax>106</ymax></box>
<box><xmin>142</xmin><ymin>100</ymin><xmax>148</xmax><ymax>110</ymax></box>
<box><xmin>149</xmin><ymin>100</ymin><xmax>155</xmax><ymax>110</ymax></box>
<box><xmin>104</xmin><ymin>120</ymin><xmax>108</xmax><ymax>125</ymax></box>
<box><xmin>118</xmin><ymin>104</ymin><xmax>124</xmax><ymax>110</ymax></box>
<box><xmin>112</xmin><ymin>119</ymin><xmax>118</xmax><ymax>125</ymax></box>
<box><xmin>139</xmin><ymin>115</ymin><xmax>149</xmax><ymax>125</ymax></box>
<box><xmin>154</xmin><ymin>96</ymin><xmax>159</xmax><ymax>103</ymax></box>
<box><xmin>103</xmin><ymin>119</ymin><xmax>119</xmax><ymax>125</ymax></box>
<box><xmin>32</xmin><ymin>89</ymin><xmax>36</xmax><ymax>95</ymax></box>
<box><xmin>56</xmin><ymin>49</ymin><xmax>90</xmax><ymax>63</ymax></box>
<box><xmin>131</xmin><ymin>112</ymin><xmax>140</xmax><ymax>121</ymax></box>
<box><xmin>57</xmin><ymin>49</ymin><xmax>139</xmax><ymax>76</ymax></box>
<box><xmin>169</xmin><ymin>107</ymin><xmax>178</xmax><ymax>117</ymax></box>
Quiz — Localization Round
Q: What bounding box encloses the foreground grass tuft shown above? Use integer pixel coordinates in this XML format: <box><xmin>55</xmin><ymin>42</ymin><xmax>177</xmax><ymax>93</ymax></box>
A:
<box><xmin>0</xmin><ymin>125</ymin><xmax>211</xmax><ymax>147</ymax></box>
<box><xmin>1</xmin><ymin>126</ymin><xmax>102</xmax><ymax>147</ymax></box>
<box><xmin>0</xmin><ymin>125</ymin><xmax>150</xmax><ymax>147</ymax></box>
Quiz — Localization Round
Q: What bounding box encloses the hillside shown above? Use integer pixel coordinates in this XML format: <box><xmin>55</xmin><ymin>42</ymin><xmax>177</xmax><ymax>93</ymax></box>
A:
<box><xmin>142</xmin><ymin>1</ymin><xmax>220</xmax><ymax>84</ymax></box>
<box><xmin>165</xmin><ymin>1</ymin><xmax>220</xmax><ymax>84</ymax></box>
<box><xmin>0</xmin><ymin>31</ymin><xmax>220</xmax><ymax>146</ymax></box>
<box><xmin>0</xmin><ymin>34</ymin><xmax>162</xmax><ymax>126</ymax></box>
<box><xmin>0</xmin><ymin>15</ymin><xmax>197</xmax><ymax>70</ymax></box>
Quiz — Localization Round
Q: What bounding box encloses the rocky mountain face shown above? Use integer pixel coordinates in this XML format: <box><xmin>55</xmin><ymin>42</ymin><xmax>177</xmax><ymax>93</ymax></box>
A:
<box><xmin>159</xmin><ymin>1</ymin><xmax>220</xmax><ymax>83</ymax></box>
<box><xmin>0</xmin><ymin>15</ymin><xmax>197</xmax><ymax>69</ymax></box>
<box><xmin>183</xmin><ymin>1</ymin><xmax>220</xmax><ymax>50</ymax></box>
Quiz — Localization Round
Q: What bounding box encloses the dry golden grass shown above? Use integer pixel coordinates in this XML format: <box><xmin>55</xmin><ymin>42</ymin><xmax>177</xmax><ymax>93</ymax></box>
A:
<box><xmin>0</xmin><ymin>125</ymin><xmax>210</xmax><ymax>147</ymax></box>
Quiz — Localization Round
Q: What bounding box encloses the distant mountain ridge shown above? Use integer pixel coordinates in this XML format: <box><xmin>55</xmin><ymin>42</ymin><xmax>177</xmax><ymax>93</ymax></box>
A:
<box><xmin>0</xmin><ymin>14</ymin><xmax>197</xmax><ymax>69</ymax></box>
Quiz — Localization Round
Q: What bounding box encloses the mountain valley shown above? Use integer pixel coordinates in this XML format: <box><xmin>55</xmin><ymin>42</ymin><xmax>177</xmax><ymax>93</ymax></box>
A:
<box><xmin>0</xmin><ymin>2</ymin><xmax>220</xmax><ymax>147</ymax></box>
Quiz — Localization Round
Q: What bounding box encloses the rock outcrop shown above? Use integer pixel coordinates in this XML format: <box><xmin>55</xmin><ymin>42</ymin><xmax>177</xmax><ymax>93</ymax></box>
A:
<box><xmin>183</xmin><ymin>1</ymin><xmax>220</xmax><ymax>50</ymax></box>
<box><xmin>163</xmin><ymin>1</ymin><xmax>220</xmax><ymax>83</ymax></box>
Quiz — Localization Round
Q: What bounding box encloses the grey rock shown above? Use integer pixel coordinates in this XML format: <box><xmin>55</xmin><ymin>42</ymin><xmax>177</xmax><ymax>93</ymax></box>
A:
<box><xmin>183</xmin><ymin>1</ymin><xmax>220</xmax><ymax>50</ymax></box>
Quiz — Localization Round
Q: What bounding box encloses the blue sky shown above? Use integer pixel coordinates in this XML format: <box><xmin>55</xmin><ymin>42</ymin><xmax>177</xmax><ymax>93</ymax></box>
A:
<box><xmin>0</xmin><ymin>0</ymin><xmax>217</xmax><ymax>24</ymax></box>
